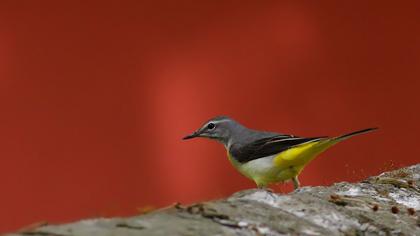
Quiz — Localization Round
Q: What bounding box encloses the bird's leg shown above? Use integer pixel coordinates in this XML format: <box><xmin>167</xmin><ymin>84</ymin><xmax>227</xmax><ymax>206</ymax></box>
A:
<box><xmin>257</xmin><ymin>183</ymin><xmax>273</xmax><ymax>193</ymax></box>
<box><xmin>292</xmin><ymin>176</ymin><xmax>300</xmax><ymax>190</ymax></box>
<box><xmin>256</xmin><ymin>184</ymin><xmax>278</xmax><ymax>200</ymax></box>
<box><xmin>263</xmin><ymin>187</ymin><xmax>274</xmax><ymax>193</ymax></box>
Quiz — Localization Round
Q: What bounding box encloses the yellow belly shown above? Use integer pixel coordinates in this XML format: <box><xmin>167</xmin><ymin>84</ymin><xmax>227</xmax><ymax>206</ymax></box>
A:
<box><xmin>227</xmin><ymin>139</ymin><xmax>337</xmax><ymax>187</ymax></box>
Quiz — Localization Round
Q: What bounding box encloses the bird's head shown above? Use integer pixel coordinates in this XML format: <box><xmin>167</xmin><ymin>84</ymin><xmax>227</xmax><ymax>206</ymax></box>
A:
<box><xmin>183</xmin><ymin>116</ymin><xmax>240</xmax><ymax>145</ymax></box>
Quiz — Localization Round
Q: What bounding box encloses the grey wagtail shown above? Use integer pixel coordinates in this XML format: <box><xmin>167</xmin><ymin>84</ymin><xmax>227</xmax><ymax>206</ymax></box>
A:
<box><xmin>183</xmin><ymin>116</ymin><xmax>377</xmax><ymax>189</ymax></box>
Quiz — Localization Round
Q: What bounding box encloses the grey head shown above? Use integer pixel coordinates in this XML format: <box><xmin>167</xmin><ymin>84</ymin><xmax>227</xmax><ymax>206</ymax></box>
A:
<box><xmin>183</xmin><ymin>116</ymin><xmax>280</xmax><ymax>147</ymax></box>
<box><xmin>183</xmin><ymin>116</ymin><xmax>247</xmax><ymax>146</ymax></box>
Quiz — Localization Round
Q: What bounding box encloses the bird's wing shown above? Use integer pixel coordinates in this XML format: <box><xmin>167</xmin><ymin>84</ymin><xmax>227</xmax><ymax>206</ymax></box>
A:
<box><xmin>230</xmin><ymin>135</ymin><xmax>327</xmax><ymax>164</ymax></box>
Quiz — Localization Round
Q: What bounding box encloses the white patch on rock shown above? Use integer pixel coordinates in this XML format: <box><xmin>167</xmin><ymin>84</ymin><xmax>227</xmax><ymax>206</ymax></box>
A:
<box><xmin>337</xmin><ymin>187</ymin><xmax>362</xmax><ymax>196</ymax></box>
<box><xmin>237</xmin><ymin>190</ymin><xmax>291</xmax><ymax>208</ymax></box>
<box><xmin>307</xmin><ymin>212</ymin><xmax>360</xmax><ymax>232</ymax></box>
<box><xmin>389</xmin><ymin>190</ymin><xmax>420</xmax><ymax>210</ymax></box>
<box><xmin>79</xmin><ymin>218</ymin><xmax>107</xmax><ymax>226</ymax></box>
<box><xmin>79</xmin><ymin>219</ymin><xmax>96</xmax><ymax>226</ymax></box>
<box><xmin>238</xmin><ymin>221</ymin><xmax>249</xmax><ymax>227</ymax></box>
<box><xmin>336</xmin><ymin>185</ymin><xmax>391</xmax><ymax>203</ymax></box>
<box><xmin>301</xmin><ymin>228</ymin><xmax>322</xmax><ymax>235</ymax></box>
<box><xmin>240</xmin><ymin>190</ymin><xmax>360</xmax><ymax>233</ymax></box>
<box><xmin>256</xmin><ymin>226</ymin><xmax>271</xmax><ymax>235</ymax></box>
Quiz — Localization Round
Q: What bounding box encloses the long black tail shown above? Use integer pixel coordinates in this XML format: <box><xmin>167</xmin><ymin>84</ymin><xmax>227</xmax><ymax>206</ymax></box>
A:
<box><xmin>334</xmin><ymin>127</ymin><xmax>378</xmax><ymax>141</ymax></box>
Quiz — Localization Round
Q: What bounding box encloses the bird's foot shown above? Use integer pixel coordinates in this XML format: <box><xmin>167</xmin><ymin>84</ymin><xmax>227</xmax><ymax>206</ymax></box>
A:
<box><xmin>292</xmin><ymin>176</ymin><xmax>300</xmax><ymax>190</ymax></box>
<box><xmin>257</xmin><ymin>186</ymin><xmax>275</xmax><ymax>194</ymax></box>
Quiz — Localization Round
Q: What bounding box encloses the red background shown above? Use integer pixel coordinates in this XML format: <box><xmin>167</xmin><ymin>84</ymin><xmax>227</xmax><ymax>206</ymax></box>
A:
<box><xmin>0</xmin><ymin>1</ymin><xmax>419</xmax><ymax>233</ymax></box>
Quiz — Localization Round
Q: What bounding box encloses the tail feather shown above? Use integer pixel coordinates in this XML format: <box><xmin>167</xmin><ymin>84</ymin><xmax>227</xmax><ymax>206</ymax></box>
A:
<box><xmin>334</xmin><ymin>127</ymin><xmax>378</xmax><ymax>141</ymax></box>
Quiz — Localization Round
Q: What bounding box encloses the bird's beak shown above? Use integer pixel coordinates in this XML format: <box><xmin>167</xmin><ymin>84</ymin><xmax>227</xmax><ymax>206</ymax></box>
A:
<box><xmin>182</xmin><ymin>130</ymin><xmax>200</xmax><ymax>140</ymax></box>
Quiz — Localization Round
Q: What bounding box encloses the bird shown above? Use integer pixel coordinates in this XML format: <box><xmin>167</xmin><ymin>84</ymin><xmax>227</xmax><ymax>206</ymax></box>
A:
<box><xmin>183</xmin><ymin>116</ymin><xmax>377</xmax><ymax>189</ymax></box>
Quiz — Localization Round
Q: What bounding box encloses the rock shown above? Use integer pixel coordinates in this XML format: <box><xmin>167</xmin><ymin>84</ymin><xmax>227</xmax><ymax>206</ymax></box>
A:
<box><xmin>8</xmin><ymin>164</ymin><xmax>420</xmax><ymax>236</ymax></box>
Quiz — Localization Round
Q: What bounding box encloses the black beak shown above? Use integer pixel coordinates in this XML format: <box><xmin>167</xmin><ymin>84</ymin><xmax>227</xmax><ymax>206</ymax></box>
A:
<box><xmin>182</xmin><ymin>131</ymin><xmax>199</xmax><ymax>140</ymax></box>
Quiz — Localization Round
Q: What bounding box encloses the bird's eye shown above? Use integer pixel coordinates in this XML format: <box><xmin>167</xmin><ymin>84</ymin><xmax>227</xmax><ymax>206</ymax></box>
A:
<box><xmin>207</xmin><ymin>123</ymin><xmax>215</xmax><ymax>130</ymax></box>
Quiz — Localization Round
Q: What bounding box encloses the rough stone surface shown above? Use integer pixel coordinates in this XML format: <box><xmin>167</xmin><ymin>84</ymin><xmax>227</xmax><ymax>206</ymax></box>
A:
<box><xmin>8</xmin><ymin>164</ymin><xmax>420</xmax><ymax>236</ymax></box>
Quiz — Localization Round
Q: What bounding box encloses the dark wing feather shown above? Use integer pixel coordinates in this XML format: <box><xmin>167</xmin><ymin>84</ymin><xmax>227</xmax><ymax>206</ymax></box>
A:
<box><xmin>230</xmin><ymin>135</ymin><xmax>326</xmax><ymax>163</ymax></box>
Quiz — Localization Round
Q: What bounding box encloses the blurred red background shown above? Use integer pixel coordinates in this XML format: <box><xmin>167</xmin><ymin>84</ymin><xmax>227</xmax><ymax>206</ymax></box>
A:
<box><xmin>0</xmin><ymin>1</ymin><xmax>419</xmax><ymax>233</ymax></box>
